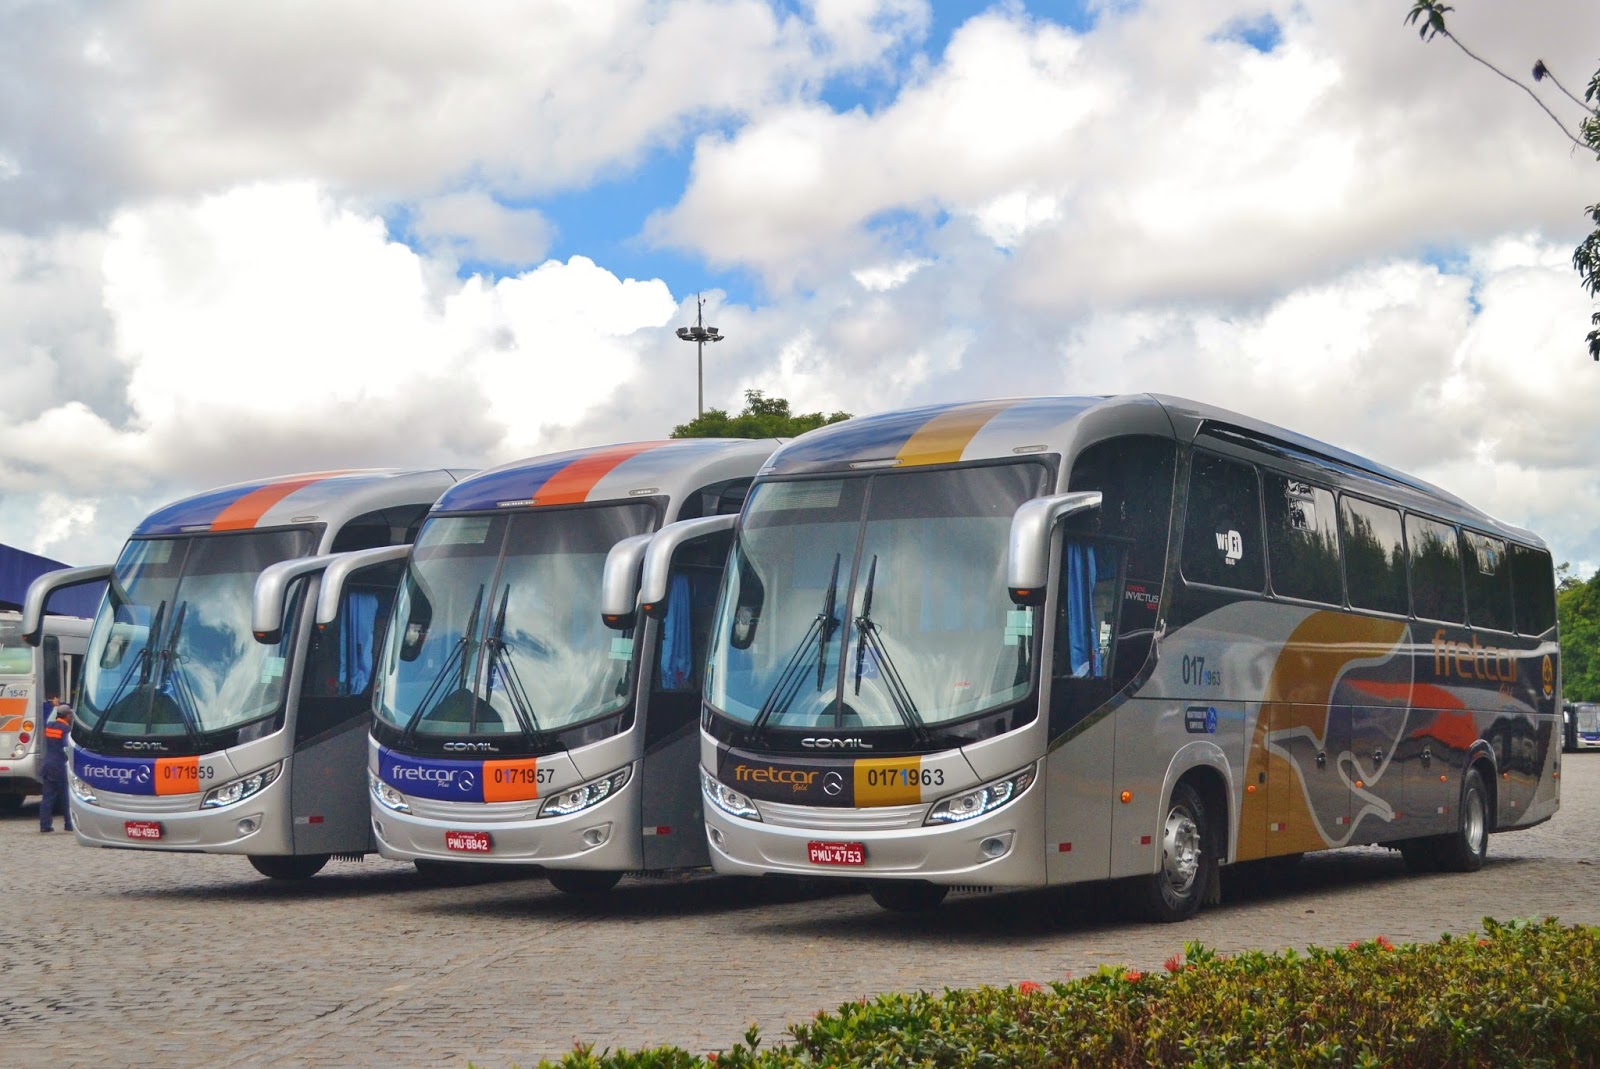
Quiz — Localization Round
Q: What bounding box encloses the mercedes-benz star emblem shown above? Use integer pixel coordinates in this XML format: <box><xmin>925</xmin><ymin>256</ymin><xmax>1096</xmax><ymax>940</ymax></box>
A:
<box><xmin>823</xmin><ymin>771</ymin><xmax>844</xmax><ymax>797</ymax></box>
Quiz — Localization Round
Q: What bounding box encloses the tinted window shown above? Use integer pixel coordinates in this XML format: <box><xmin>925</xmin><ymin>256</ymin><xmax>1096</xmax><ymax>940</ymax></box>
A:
<box><xmin>1067</xmin><ymin>436</ymin><xmax>1176</xmax><ymax>585</ymax></box>
<box><xmin>1408</xmin><ymin>515</ymin><xmax>1463</xmax><ymax>623</ymax></box>
<box><xmin>1181</xmin><ymin>453</ymin><xmax>1264</xmax><ymax>592</ymax></box>
<box><xmin>1510</xmin><ymin>544</ymin><xmax>1556</xmax><ymax>635</ymax></box>
<box><xmin>1264</xmin><ymin>475</ymin><xmax>1342</xmax><ymax>605</ymax></box>
<box><xmin>1462</xmin><ymin>531</ymin><xmax>1513</xmax><ymax>632</ymax></box>
<box><xmin>1340</xmin><ymin>498</ymin><xmax>1407</xmax><ymax>615</ymax></box>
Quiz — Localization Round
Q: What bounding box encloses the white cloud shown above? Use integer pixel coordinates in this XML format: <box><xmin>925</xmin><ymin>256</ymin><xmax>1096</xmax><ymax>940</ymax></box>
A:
<box><xmin>410</xmin><ymin>192</ymin><xmax>554</xmax><ymax>266</ymax></box>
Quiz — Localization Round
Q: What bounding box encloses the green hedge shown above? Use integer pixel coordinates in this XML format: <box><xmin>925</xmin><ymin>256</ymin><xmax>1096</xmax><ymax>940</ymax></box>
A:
<box><xmin>534</xmin><ymin>918</ymin><xmax>1599</xmax><ymax>1068</ymax></box>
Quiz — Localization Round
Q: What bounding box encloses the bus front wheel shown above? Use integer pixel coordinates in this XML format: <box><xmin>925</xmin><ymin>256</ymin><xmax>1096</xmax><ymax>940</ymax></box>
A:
<box><xmin>248</xmin><ymin>854</ymin><xmax>330</xmax><ymax>880</ymax></box>
<box><xmin>868</xmin><ymin>880</ymin><xmax>949</xmax><ymax>913</ymax></box>
<box><xmin>546</xmin><ymin>869</ymin><xmax>622</xmax><ymax>896</ymax></box>
<box><xmin>1134</xmin><ymin>782</ymin><xmax>1213</xmax><ymax>923</ymax></box>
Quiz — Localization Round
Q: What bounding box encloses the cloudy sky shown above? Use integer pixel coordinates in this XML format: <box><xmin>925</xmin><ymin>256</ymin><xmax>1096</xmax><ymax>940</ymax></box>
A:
<box><xmin>2</xmin><ymin>0</ymin><xmax>1598</xmax><ymax>576</ymax></box>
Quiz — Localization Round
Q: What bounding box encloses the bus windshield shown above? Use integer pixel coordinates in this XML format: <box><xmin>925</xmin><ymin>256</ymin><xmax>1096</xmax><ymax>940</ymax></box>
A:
<box><xmin>706</xmin><ymin>462</ymin><xmax>1049</xmax><ymax>732</ymax></box>
<box><xmin>374</xmin><ymin>503</ymin><xmax>657</xmax><ymax>743</ymax></box>
<box><xmin>80</xmin><ymin>530</ymin><xmax>317</xmax><ymax>742</ymax></box>
<box><xmin>0</xmin><ymin>619</ymin><xmax>32</xmax><ymax>675</ymax></box>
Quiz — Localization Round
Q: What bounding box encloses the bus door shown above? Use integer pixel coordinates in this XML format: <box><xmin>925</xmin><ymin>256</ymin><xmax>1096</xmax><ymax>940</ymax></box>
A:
<box><xmin>288</xmin><ymin>559</ymin><xmax>402</xmax><ymax>854</ymax></box>
<box><xmin>640</xmin><ymin>527</ymin><xmax>731</xmax><ymax>870</ymax></box>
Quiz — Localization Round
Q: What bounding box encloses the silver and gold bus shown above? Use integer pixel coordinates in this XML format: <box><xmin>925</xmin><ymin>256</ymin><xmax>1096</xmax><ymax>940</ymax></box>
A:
<box><xmin>348</xmin><ymin>439</ymin><xmax>778</xmax><ymax>893</ymax></box>
<box><xmin>23</xmin><ymin>468</ymin><xmax>467</xmax><ymax>878</ymax></box>
<box><xmin>0</xmin><ymin>610</ymin><xmax>91</xmax><ymax>812</ymax></box>
<box><xmin>698</xmin><ymin>395</ymin><xmax>1561</xmax><ymax>918</ymax></box>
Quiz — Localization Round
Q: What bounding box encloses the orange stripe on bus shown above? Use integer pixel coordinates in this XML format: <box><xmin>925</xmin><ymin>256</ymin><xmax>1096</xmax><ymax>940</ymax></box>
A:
<box><xmin>482</xmin><ymin>758</ymin><xmax>541</xmax><ymax>803</ymax></box>
<box><xmin>533</xmin><ymin>443</ymin><xmax>666</xmax><ymax>505</ymax></box>
<box><xmin>210</xmin><ymin>470</ymin><xmax>359</xmax><ymax>531</ymax></box>
<box><xmin>0</xmin><ymin>715</ymin><xmax>21</xmax><ymax>734</ymax></box>
<box><xmin>895</xmin><ymin>402</ymin><xmax>1012</xmax><ymax>466</ymax></box>
<box><xmin>154</xmin><ymin>756</ymin><xmax>202</xmax><ymax>796</ymax></box>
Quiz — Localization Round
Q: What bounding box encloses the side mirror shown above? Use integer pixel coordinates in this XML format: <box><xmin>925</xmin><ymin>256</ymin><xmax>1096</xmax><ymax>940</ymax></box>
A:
<box><xmin>1006</xmin><ymin>491</ymin><xmax>1102</xmax><ymax>605</ymax></box>
<box><xmin>636</xmin><ymin>515</ymin><xmax>736</xmax><ymax>619</ymax></box>
<box><xmin>23</xmin><ymin>565</ymin><xmax>113</xmax><ymax>646</ymax></box>
<box><xmin>599</xmin><ymin>533</ymin><xmax>655</xmax><ymax>632</ymax></box>
<box><xmin>251</xmin><ymin>554</ymin><xmax>341</xmax><ymax>644</ymax></box>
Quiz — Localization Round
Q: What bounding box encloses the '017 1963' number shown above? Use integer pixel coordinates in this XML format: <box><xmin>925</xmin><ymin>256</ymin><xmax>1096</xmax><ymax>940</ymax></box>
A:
<box><xmin>1181</xmin><ymin>655</ymin><xmax>1221</xmax><ymax>688</ymax></box>
<box><xmin>865</xmin><ymin>767</ymin><xmax>944</xmax><ymax>788</ymax></box>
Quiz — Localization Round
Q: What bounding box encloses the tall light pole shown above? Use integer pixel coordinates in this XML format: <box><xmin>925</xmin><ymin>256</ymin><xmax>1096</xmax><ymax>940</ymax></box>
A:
<box><xmin>675</xmin><ymin>293</ymin><xmax>723</xmax><ymax>418</ymax></box>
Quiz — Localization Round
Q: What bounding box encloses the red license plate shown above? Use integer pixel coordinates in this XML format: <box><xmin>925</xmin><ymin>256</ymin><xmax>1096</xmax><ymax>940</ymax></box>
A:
<box><xmin>445</xmin><ymin>830</ymin><xmax>492</xmax><ymax>854</ymax></box>
<box><xmin>807</xmin><ymin>840</ymin><xmax>865</xmax><ymax>866</ymax></box>
<box><xmin>125</xmin><ymin>820</ymin><xmax>163</xmax><ymax>840</ymax></box>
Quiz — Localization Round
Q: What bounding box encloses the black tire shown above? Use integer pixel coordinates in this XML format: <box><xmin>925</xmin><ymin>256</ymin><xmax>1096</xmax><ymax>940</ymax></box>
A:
<box><xmin>1133</xmin><ymin>781</ymin><xmax>1214</xmax><ymax>923</ymax></box>
<box><xmin>1566</xmin><ymin>713</ymin><xmax>1579</xmax><ymax>755</ymax></box>
<box><xmin>1432</xmin><ymin>767</ymin><xmax>1490</xmax><ymax>874</ymax></box>
<box><xmin>0</xmin><ymin>794</ymin><xmax>24</xmax><ymax>815</ymax></box>
<box><xmin>546</xmin><ymin>868</ymin><xmax>622</xmax><ymax>896</ymax></box>
<box><xmin>1398</xmin><ymin>838</ymin><xmax>1440</xmax><ymax>874</ymax></box>
<box><xmin>868</xmin><ymin>880</ymin><xmax>949</xmax><ymax>913</ymax></box>
<box><xmin>247</xmin><ymin>853</ymin><xmax>330</xmax><ymax>880</ymax></box>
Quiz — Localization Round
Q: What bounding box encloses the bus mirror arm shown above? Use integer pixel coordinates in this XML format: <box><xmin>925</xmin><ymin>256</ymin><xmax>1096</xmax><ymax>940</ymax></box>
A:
<box><xmin>314</xmin><ymin>545</ymin><xmax>413</xmax><ymax>628</ymax></box>
<box><xmin>636</xmin><ymin>515</ymin><xmax>737</xmax><ymax>620</ymax></box>
<box><xmin>250</xmin><ymin>554</ymin><xmax>343</xmax><ymax>644</ymax></box>
<box><xmin>599</xmin><ymin>532</ymin><xmax>655</xmax><ymax>631</ymax></box>
<box><xmin>22</xmin><ymin>564</ymin><xmax>114</xmax><ymax>646</ymax></box>
<box><xmin>1006</xmin><ymin>491</ymin><xmax>1103</xmax><ymax>606</ymax></box>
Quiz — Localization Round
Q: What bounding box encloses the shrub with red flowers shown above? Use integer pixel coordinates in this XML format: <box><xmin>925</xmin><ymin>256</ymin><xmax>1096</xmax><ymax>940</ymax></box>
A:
<box><xmin>530</xmin><ymin>918</ymin><xmax>1598</xmax><ymax>1068</ymax></box>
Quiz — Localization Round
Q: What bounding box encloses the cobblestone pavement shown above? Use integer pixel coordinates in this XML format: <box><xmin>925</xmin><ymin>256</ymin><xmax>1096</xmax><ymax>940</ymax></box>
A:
<box><xmin>5</xmin><ymin>755</ymin><xmax>1600</xmax><ymax>1069</ymax></box>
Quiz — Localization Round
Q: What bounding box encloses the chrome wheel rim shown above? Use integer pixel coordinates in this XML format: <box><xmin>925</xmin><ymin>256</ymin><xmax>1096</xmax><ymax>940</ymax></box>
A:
<box><xmin>1464</xmin><ymin>786</ymin><xmax>1486</xmax><ymax>854</ymax></box>
<box><xmin>1161</xmin><ymin>805</ymin><xmax>1202</xmax><ymax>897</ymax></box>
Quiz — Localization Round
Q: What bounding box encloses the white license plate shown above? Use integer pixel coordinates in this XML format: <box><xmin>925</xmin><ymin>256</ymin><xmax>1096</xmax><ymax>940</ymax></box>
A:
<box><xmin>445</xmin><ymin>830</ymin><xmax>492</xmax><ymax>854</ymax></box>
<box><xmin>807</xmin><ymin>840</ymin><xmax>865</xmax><ymax>866</ymax></box>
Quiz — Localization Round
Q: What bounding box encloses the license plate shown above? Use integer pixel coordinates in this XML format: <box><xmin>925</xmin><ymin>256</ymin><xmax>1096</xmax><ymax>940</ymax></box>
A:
<box><xmin>445</xmin><ymin>830</ymin><xmax>492</xmax><ymax>854</ymax></box>
<box><xmin>125</xmin><ymin>820</ymin><xmax>163</xmax><ymax>840</ymax></box>
<box><xmin>807</xmin><ymin>840</ymin><xmax>865</xmax><ymax>866</ymax></box>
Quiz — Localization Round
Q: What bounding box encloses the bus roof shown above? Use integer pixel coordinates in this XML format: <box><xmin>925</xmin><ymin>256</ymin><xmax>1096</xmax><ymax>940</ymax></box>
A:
<box><xmin>135</xmin><ymin>468</ymin><xmax>471</xmax><ymax>538</ymax></box>
<box><xmin>759</xmin><ymin>394</ymin><xmax>1536</xmax><ymax>546</ymax></box>
<box><xmin>434</xmin><ymin>438</ymin><xmax>782</xmax><ymax>517</ymax></box>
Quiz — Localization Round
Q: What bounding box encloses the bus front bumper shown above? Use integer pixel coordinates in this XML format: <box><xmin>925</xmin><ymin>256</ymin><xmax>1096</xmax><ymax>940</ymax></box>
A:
<box><xmin>68</xmin><ymin>775</ymin><xmax>293</xmax><ymax>854</ymax></box>
<box><xmin>371</xmin><ymin>770</ymin><xmax>643</xmax><ymax>870</ymax></box>
<box><xmin>703</xmin><ymin>779</ymin><xmax>1047</xmax><ymax>888</ymax></box>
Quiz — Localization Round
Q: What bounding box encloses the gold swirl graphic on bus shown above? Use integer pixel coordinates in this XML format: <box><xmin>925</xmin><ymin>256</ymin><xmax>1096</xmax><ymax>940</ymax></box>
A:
<box><xmin>1236</xmin><ymin>613</ymin><xmax>1408</xmax><ymax>860</ymax></box>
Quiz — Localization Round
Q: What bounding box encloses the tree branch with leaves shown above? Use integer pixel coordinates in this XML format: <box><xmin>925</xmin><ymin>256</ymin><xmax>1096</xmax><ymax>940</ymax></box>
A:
<box><xmin>1405</xmin><ymin>1</ymin><xmax>1600</xmax><ymax>359</ymax></box>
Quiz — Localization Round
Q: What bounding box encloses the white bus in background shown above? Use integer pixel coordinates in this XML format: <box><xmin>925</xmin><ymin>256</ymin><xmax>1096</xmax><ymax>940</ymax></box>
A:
<box><xmin>23</xmin><ymin>467</ymin><xmax>469</xmax><ymax>878</ymax></box>
<box><xmin>302</xmin><ymin>439</ymin><xmax>778</xmax><ymax>894</ymax></box>
<box><xmin>0</xmin><ymin>611</ymin><xmax>92</xmax><ymax>813</ymax></box>
<box><xmin>698</xmin><ymin>394</ymin><xmax>1561</xmax><ymax>918</ymax></box>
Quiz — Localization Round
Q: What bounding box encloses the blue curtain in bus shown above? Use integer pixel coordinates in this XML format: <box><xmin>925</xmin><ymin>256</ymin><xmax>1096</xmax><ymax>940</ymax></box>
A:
<box><xmin>340</xmin><ymin>591</ymin><xmax>380</xmax><ymax>695</ymax></box>
<box><xmin>1066</xmin><ymin>544</ymin><xmax>1117</xmax><ymax>678</ymax></box>
<box><xmin>658</xmin><ymin>573</ymin><xmax>693</xmax><ymax>690</ymax></box>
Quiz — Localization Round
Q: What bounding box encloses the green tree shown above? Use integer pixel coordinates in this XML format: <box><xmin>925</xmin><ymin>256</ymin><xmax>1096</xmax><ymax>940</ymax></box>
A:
<box><xmin>1558</xmin><ymin>568</ymin><xmax>1600</xmax><ymax>700</ymax></box>
<box><xmin>670</xmin><ymin>389</ymin><xmax>851</xmax><ymax>439</ymax></box>
<box><xmin>1406</xmin><ymin>1</ymin><xmax>1600</xmax><ymax>359</ymax></box>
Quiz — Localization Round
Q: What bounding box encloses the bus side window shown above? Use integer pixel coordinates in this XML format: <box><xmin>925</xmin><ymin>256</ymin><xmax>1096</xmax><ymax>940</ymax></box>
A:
<box><xmin>42</xmin><ymin>635</ymin><xmax>61</xmax><ymax>699</ymax></box>
<box><xmin>1340</xmin><ymin>497</ymin><xmax>1407</xmax><ymax>616</ymax></box>
<box><xmin>296</xmin><ymin>564</ymin><xmax>401</xmax><ymax>745</ymax></box>
<box><xmin>1180</xmin><ymin>452</ymin><xmax>1265</xmax><ymax>592</ymax></box>
<box><xmin>1509</xmin><ymin>544</ymin><xmax>1556</xmax><ymax>636</ymax></box>
<box><xmin>1264</xmin><ymin>475</ymin><xmax>1342</xmax><ymax>605</ymax></box>
<box><xmin>1406</xmin><ymin>515</ymin><xmax>1464</xmax><ymax>623</ymax></box>
<box><xmin>1462</xmin><ymin>531</ymin><xmax>1513</xmax><ymax>632</ymax></box>
<box><xmin>1056</xmin><ymin>542</ymin><xmax>1123</xmax><ymax>680</ymax></box>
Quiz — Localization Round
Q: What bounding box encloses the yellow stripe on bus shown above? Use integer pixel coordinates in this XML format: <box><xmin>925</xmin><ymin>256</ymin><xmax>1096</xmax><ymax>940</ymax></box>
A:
<box><xmin>895</xmin><ymin>402</ymin><xmax>1012</xmax><ymax>467</ymax></box>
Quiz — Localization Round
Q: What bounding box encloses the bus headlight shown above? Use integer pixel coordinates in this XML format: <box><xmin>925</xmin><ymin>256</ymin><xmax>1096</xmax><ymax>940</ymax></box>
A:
<box><xmin>925</xmin><ymin>765</ymin><xmax>1037</xmax><ymax>825</ymax></box>
<box><xmin>69</xmin><ymin>774</ymin><xmax>97</xmax><ymax>805</ymax></box>
<box><xmin>201</xmin><ymin>762</ymin><xmax>282</xmax><ymax>809</ymax></box>
<box><xmin>369</xmin><ymin>769</ymin><xmax>410</xmax><ymax>814</ymax></box>
<box><xmin>701</xmin><ymin>767</ymin><xmax>761</xmax><ymax>822</ymax></box>
<box><xmin>539</xmin><ymin>766</ymin><xmax>631</xmax><ymax>818</ymax></box>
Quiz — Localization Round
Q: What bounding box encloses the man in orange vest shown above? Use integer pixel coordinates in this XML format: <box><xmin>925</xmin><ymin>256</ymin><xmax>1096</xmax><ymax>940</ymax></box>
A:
<box><xmin>39</xmin><ymin>703</ymin><xmax>72</xmax><ymax>834</ymax></box>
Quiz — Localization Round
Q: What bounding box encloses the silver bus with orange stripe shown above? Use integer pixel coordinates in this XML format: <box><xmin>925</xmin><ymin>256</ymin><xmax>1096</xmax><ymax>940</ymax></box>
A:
<box><xmin>318</xmin><ymin>439</ymin><xmax>777</xmax><ymax>894</ymax></box>
<box><xmin>22</xmin><ymin>468</ymin><xmax>467</xmax><ymax>878</ymax></box>
<box><xmin>698</xmin><ymin>395</ymin><xmax>1561</xmax><ymax>918</ymax></box>
<box><xmin>0</xmin><ymin>610</ymin><xmax>91</xmax><ymax>812</ymax></box>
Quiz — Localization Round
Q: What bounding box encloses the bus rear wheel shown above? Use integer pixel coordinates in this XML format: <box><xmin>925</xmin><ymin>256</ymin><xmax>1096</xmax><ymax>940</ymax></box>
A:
<box><xmin>1431</xmin><ymin>767</ymin><xmax>1490</xmax><ymax>873</ymax></box>
<box><xmin>1133</xmin><ymin>782</ymin><xmax>1213</xmax><ymax>923</ymax></box>
<box><xmin>868</xmin><ymin>880</ymin><xmax>949</xmax><ymax>913</ymax></box>
<box><xmin>546</xmin><ymin>869</ymin><xmax>622</xmax><ymax>896</ymax></box>
<box><xmin>248</xmin><ymin>853</ymin><xmax>330</xmax><ymax>880</ymax></box>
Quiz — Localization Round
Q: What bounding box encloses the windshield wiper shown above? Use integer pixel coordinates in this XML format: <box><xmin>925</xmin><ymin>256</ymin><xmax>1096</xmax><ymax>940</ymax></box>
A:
<box><xmin>400</xmin><ymin>584</ymin><xmax>484</xmax><ymax>747</ymax></box>
<box><xmin>851</xmin><ymin>555</ymin><xmax>930</xmax><ymax>745</ymax></box>
<box><xmin>749</xmin><ymin>553</ymin><xmax>841</xmax><ymax>743</ymax></box>
<box><xmin>153</xmin><ymin>600</ymin><xmax>203</xmax><ymax>747</ymax></box>
<box><xmin>90</xmin><ymin>599</ymin><xmax>166</xmax><ymax>749</ymax></box>
<box><xmin>482</xmin><ymin>584</ymin><xmax>545</xmax><ymax>748</ymax></box>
